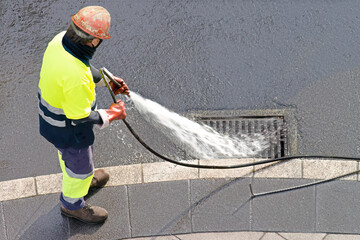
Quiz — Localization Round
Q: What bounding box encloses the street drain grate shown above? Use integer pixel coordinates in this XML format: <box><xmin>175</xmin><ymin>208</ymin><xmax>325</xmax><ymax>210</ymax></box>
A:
<box><xmin>194</xmin><ymin>116</ymin><xmax>288</xmax><ymax>158</ymax></box>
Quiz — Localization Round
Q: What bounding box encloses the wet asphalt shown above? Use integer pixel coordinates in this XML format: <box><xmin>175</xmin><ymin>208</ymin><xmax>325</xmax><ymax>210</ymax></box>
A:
<box><xmin>1</xmin><ymin>0</ymin><xmax>360</xmax><ymax>181</ymax></box>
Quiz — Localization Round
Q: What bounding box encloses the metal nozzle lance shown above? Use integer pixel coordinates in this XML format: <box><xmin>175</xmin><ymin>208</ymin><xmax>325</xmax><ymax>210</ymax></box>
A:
<box><xmin>99</xmin><ymin>67</ymin><xmax>131</xmax><ymax>103</ymax></box>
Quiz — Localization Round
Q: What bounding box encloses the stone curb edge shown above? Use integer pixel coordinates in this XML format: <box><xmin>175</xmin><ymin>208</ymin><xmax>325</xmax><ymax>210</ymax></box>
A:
<box><xmin>0</xmin><ymin>158</ymin><xmax>359</xmax><ymax>202</ymax></box>
<box><xmin>123</xmin><ymin>231</ymin><xmax>360</xmax><ymax>240</ymax></box>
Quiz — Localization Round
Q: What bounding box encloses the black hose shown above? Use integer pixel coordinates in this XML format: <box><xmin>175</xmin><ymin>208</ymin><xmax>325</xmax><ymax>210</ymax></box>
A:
<box><xmin>123</xmin><ymin>118</ymin><xmax>360</xmax><ymax>197</ymax></box>
<box><xmin>249</xmin><ymin>169</ymin><xmax>360</xmax><ymax>198</ymax></box>
<box><xmin>122</xmin><ymin>118</ymin><xmax>360</xmax><ymax>169</ymax></box>
<box><xmin>100</xmin><ymin>69</ymin><xmax>360</xmax><ymax>196</ymax></box>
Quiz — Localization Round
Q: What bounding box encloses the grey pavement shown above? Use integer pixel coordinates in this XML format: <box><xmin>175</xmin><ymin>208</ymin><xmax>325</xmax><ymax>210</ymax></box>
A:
<box><xmin>2</xmin><ymin>158</ymin><xmax>360</xmax><ymax>239</ymax></box>
<box><xmin>2</xmin><ymin>1</ymin><xmax>360</xmax><ymax>239</ymax></box>
<box><xmin>3</xmin><ymin>0</ymin><xmax>360</xmax><ymax>182</ymax></box>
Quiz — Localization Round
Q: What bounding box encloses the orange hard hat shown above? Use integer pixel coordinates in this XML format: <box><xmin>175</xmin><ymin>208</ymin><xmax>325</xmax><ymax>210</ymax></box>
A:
<box><xmin>71</xmin><ymin>6</ymin><xmax>111</xmax><ymax>40</ymax></box>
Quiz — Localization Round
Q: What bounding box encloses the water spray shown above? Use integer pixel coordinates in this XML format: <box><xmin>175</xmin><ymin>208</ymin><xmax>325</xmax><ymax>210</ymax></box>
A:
<box><xmin>99</xmin><ymin>68</ymin><xmax>360</xmax><ymax>198</ymax></box>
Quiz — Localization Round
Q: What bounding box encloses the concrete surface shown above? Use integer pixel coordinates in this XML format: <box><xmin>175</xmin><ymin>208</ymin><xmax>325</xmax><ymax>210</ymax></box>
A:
<box><xmin>1</xmin><ymin>158</ymin><xmax>360</xmax><ymax>239</ymax></box>
<box><xmin>2</xmin><ymin>1</ymin><xmax>360</xmax><ymax>182</ymax></box>
<box><xmin>2</xmin><ymin>1</ymin><xmax>360</xmax><ymax>239</ymax></box>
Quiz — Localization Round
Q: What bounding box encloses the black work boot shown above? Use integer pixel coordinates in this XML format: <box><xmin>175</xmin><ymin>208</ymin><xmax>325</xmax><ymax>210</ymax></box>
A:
<box><xmin>90</xmin><ymin>169</ymin><xmax>110</xmax><ymax>188</ymax></box>
<box><xmin>61</xmin><ymin>203</ymin><xmax>108</xmax><ymax>224</ymax></box>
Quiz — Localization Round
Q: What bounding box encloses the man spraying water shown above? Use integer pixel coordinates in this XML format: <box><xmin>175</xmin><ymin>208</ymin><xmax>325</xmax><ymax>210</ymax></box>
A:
<box><xmin>38</xmin><ymin>6</ymin><xmax>129</xmax><ymax>224</ymax></box>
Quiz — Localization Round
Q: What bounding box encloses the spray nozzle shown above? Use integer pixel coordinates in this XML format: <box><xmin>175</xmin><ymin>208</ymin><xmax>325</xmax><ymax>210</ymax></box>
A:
<box><xmin>100</xmin><ymin>67</ymin><xmax>131</xmax><ymax>104</ymax></box>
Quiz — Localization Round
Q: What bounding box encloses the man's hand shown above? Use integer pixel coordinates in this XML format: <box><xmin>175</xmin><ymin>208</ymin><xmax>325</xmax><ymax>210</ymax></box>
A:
<box><xmin>96</xmin><ymin>99</ymin><xmax>126</xmax><ymax>129</ymax></box>
<box><xmin>109</xmin><ymin>76</ymin><xmax>130</xmax><ymax>95</ymax></box>
<box><xmin>106</xmin><ymin>99</ymin><xmax>127</xmax><ymax>122</ymax></box>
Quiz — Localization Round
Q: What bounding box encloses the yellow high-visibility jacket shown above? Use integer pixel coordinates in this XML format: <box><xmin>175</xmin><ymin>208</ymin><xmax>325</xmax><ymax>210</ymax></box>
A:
<box><xmin>38</xmin><ymin>31</ymin><xmax>97</xmax><ymax>148</ymax></box>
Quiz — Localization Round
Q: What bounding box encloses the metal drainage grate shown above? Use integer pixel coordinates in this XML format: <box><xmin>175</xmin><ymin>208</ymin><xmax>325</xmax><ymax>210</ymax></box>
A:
<box><xmin>195</xmin><ymin>116</ymin><xmax>288</xmax><ymax>159</ymax></box>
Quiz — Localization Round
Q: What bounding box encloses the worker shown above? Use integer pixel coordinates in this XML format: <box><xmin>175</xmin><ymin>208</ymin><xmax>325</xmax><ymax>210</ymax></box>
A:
<box><xmin>38</xmin><ymin>6</ymin><xmax>129</xmax><ymax>224</ymax></box>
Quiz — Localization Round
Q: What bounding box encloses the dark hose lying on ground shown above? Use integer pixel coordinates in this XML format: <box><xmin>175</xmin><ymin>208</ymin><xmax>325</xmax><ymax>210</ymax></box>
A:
<box><xmin>100</xmin><ymin>68</ymin><xmax>360</xmax><ymax>197</ymax></box>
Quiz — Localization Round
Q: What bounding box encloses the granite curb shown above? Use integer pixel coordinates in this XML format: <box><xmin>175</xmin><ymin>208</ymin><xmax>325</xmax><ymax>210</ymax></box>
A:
<box><xmin>124</xmin><ymin>231</ymin><xmax>360</xmax><ymax>240</ymax></box>
<box><xmin>1</xmin><ymin>158</ymin><xmax>359</xmax><ymax>202</ymax></box>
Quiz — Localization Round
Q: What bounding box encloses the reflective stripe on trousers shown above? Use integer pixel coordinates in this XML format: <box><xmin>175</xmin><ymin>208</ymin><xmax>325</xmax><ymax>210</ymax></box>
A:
<box><xmin>58</xmin><ymin>146</ymin><xmax>94</xmax><ymax>199</ymax></box>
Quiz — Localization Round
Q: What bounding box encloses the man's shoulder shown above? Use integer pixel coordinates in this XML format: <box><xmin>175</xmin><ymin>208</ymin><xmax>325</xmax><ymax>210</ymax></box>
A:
<box><xmin>49</xmin><ymin>31</ymin><xmax>66</xmax><ymax>45</ymax></box>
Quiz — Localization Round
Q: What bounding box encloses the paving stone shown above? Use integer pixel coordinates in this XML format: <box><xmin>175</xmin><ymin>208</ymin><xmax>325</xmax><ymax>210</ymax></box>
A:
<box><xmin>142</xmin><ymin>161</ymin><xmax>198</xmax><ymax>183</ymax></box>
<box><xmin>124</xmin><ymin>232</ymin><xmax>265</xmax><ymax>240</ymax></box>
<box><xmin>0</xmin><ymin>202</ymin><xmax>6</xmax><ymax>240</ymax></box>
<box><xmin>2</xmin><ymin>194</ymin><xmax>69</xmax><ymax>240</ymax></box>
<box><xmin>254</xmin><ymin>159</ymin><xmax>302</xmax><ymax>179</ymax></box>
<box><xmin>190</xmin><ymin>178</ymin><xmax>251</xmax><ymax>232</ymax></box>
<box><xmin>261</xmin><ymin>232</ymin><xmax>286</xmax><ymax>240</ymax></box>
<box><xmin>279</xmin><ymin>232</ymin><xmax>327</xmax><ymax>240</ymax></box>
<box><xmin>104</xmin><ymin>165</ymin><xmax>142</xmax><ymax>186</ymax></box>
<box><xmin>316</xmin><ymin>180</ymin><xmax>360</xmax><ymax>234</ymax></box>
<box><xmin>199</xmin><ymin>159</ymin><xmax>254</xmax><ymax>179</ymax></box>
<box><xmin>0</xmin><ymin>177</ymin><xmax>36</xmax><ymax>202</ymax></box>
<box><xmin>128</xmin><ymin>181</ymin><xmax>191</xmax><ymax>237</ymax></box>
<box><xmin>251</xmin><ymin>178</ymin><xmax>316</xmax><ymax>232</ymax></box>
<box><xmin>303</xmin><ymin>160</ymin><xmax>357</xmax><ymax>181</ymax></box>
<box><xmin>177</xmin><ymin>231</ymin><xmax>264</xmax><ymax>240</ymax></box>
<box><xmin>36</xmin><ymin>173</ymin><xmax>62</xmax><ymax>195</ymax></box>
<box><xmin>324</xmin><ymin>234</ymin><xmax>360</xmax><ymax>239</ymax></box>
<box><xmin>124</xmin><ymin>236</ymin><xmax>179</xmax><ymax>240</ymax></box>
<box><xmin>68</xmin><ymin>186</ymin><xmax>130</xmax><ymax>240</ymax></box>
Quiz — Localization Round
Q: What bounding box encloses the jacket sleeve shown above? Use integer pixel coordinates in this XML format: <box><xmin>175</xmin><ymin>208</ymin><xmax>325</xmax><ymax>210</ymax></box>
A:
<box><xmin>90</xmin><ymin>64</ymin><xmax>102</xmax><ymax>83</ymax></box>
<box><xmin>72</xmin><ymin>111</ymin><xmax>103</xmax><ymax>125</ymax></box>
